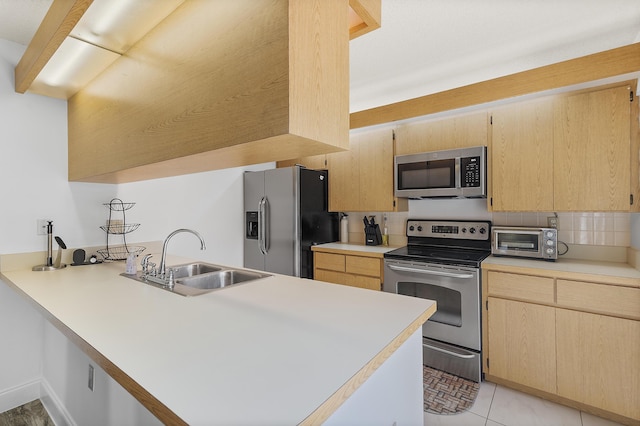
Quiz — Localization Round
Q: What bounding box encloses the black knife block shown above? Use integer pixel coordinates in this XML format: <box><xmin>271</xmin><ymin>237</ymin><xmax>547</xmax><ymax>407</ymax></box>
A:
<box><xmin>365</xmin><ymin>223</ymin><xmax>383</xmax><ymax>246</ymax></box>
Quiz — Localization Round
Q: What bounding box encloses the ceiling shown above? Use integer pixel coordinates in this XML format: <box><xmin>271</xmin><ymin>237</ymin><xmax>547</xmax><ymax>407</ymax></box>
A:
<box><xmin>1</xmin><ymin>0</ymin><xmax>639</xmax><ymax>113</ymax></box>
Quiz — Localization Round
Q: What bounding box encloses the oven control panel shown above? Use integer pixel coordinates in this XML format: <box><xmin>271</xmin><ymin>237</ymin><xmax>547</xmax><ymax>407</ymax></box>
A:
<box><xmin>406</xmin><ymin>220</ymin><xmax>490</xmax><ymax>241</ymax></box>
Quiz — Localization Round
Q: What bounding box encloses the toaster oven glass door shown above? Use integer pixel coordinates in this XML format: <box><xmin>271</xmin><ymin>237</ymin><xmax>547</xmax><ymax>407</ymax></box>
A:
<box><xmin>495</xmin><ymin>231</ymin><xmax>541</xmax><ymax>253</ymax></box>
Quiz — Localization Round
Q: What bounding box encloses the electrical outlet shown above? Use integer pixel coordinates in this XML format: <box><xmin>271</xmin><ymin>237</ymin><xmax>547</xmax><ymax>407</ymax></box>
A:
<box><xmin>37</xmin><ymin>219</ymin><xmax>51</xmax><ymax>235</ymax></box>
<box><xmin>547</xmin><ymin>216</ymin><xmax>558</xmax><ymax>228</ymax></box>
<box><xmin>88</xmin><ymin>364</ymin><xmax>94</xmax><ymax>391</ymax></box>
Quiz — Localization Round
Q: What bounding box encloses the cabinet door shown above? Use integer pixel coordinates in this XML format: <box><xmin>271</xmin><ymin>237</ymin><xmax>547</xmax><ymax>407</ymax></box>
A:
<box><xmin>395</xmin><ymin>111</ymin><xmax>488</xmax><ymax>155</ymax></box>
<box><xmin>328</xmin><ymin>127</ymin><xmax>402</xmax><ymax>212</ymax></box>
<box><xmin>554</xmin><ymin>85</ymin><xmax>631</xmax><ymax>211</ymax></box>
<box><xmin>357</xmin><ymin>129</ymin><xmax>396</xmax><ymax>211</ymax></box>
<box><xmin>556</xmin><ymin>309</ymin><xmax>640</xmax><ymax>420</ymax></box>
<box><xmin>487</xmin><ymin>297</ymin><xmax>556</xmax><ymax>393</ymax></box>
<box><xmin>490</xmin><ymin>98</ymin><xmax>554</xmax><ymax>211</ymax></box>
<box><xmin>327</xmin><ymin>140</ymin><xmax>360</xmax><ymax>212</ymax></box>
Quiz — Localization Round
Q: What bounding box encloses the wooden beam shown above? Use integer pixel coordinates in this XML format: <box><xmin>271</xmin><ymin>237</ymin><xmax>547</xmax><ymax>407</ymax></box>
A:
<box><xmin>350</xmin><ymin>42</ymin><xmax>640</xmax><ymax>129</ymax></box>
<box><xmin>349</xmin><ymin>0</ymin><xmax>381</xmax><ymax>39</ymax></box>
<box><xmin>14</xmin><ymin>0</ymin><xmax>93</xmax><ymax>94</ymax></box>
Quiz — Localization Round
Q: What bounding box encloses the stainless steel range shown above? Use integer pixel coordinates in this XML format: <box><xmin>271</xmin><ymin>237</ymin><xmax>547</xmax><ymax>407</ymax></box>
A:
<box><xmin>383</xmin><ymin>219</ymin><xmax>491</xmax><ymax>382</ymax></box>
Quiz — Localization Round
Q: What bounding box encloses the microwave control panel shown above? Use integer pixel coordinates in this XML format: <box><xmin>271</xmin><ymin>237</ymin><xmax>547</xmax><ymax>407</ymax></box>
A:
<box><xmin>461</xmin><ymin>156</ymin><xmax>481</xmax><ymax>188</ymax></box>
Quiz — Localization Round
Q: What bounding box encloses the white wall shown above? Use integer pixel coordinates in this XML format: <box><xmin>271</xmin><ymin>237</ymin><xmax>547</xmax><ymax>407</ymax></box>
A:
<box><xmin>0</xmin><ymin>40</ymin><xmax>115</xmax><ymax>255</ymax></box>
<box><xmin>115</xmin><ymin>162</ymin><xmax>272</xmax><ymax>268</ymax></box>
<box><xmin>41</xmin><ymin>322</ymin><xmax>161</xmax><ymax>426</ymax></box>
<box><xmin>0</xmin><ymin>280</ymin><xmax>43</xmax><ymax>413</ymax></box>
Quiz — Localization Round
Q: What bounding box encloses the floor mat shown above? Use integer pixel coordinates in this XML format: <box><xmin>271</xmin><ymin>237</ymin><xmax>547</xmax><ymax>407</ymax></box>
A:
<box><xmin>423</xmin><ymin>365</ymin><xmax>480</xmax><ymax>415</ymax></box>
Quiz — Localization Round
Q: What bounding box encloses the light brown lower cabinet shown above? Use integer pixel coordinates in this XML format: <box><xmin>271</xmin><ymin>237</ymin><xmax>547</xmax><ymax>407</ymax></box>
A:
<box><xmin>487</xmin><ymin>297</ymin><xmax>556</xmax><ymax>394</ymax></box>
<box><xmin>556</xmin><ymin>309</ymin><xmax>640</xmax><ymax>421</ymax></box>
<box><xmin>313</xmin><ymin>251</ymin><xmax>382</xmax><ymax>291</ymax></box>
<box><xmin>484</xmin><ymin>269</ymin><xmax>640</xmax><ymax>425</ymax></box>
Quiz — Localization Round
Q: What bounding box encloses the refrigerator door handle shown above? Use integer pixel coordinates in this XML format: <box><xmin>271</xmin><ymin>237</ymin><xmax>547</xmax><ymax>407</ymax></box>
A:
<box><xmin>259</xmin><ymin>196</ymin><xmax>269</xmax><ymax>255</ymax></box>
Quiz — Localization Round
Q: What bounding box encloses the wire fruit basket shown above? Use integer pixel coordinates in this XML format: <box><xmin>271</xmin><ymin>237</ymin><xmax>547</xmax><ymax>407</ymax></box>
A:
<box><xmin>98</xmin><ymin>198</ymin><xmax>145</xmax><ymax>261</ymax></box>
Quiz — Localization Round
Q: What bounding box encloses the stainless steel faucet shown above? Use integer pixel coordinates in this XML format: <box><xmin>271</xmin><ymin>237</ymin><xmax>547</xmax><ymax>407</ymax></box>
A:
<box><xmin>159</xmin><ymin>229</ymin><xmax>206</xmax><ymax>278</ymax></box>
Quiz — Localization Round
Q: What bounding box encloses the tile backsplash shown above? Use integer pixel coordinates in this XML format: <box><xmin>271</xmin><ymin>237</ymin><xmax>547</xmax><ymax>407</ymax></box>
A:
<box><xmin>492</xmin><ymin>212</ymin><xmax>631</xmax><ymax>247</ymax></box>
<box><xmin>345</xmin><ymin>210</ymin><xmax>632</xmax><ymax>248</ymax></box>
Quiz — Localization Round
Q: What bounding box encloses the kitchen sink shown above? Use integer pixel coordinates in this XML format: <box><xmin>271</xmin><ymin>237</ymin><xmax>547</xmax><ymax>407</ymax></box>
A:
<box><xmin>171</xmin><ymin>262</ymin><xmax>222</xmax><ymax>279</ymax></box>
<box><xmin>121</xmin><ymin>262</ymin><xmax>271</xmax><ymax>296</ymax></box>
<box><xmin>177</xmin><ymin>269</ymin><xmax>271</xmax><ymax>290</ymax></box>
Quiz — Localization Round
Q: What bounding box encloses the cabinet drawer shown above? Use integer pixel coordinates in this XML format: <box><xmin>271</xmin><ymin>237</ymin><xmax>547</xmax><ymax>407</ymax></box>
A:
<box><xmin>314</xmin><ymin>269</ymin><xmax>380</xmax><ymax>291</ymax></box>
<box><xmin>345</xmin><ymin>256</ymin><xmax>380</xmax><ymax>278</ymax></box>
<box><xmin>314</xmin><ymin>269</ymin><xmax>347</xmax><ymax>285</ymax></box>
<box><xmin>315</xmin><ymin>252</ymin><xmax>345</xmax><ymax>272</ymax></box>
<box><xmin>487</xmin><ymin>271</ymin><xmax>554</xmax><ymax>304</ymax></box>
<box><xmin>557</xmin><ymin>280</ymin><xmax>640</xmax><ymax>320</ymax></box>
<box><xmin>345</xmin><ymin>274</ymin><xmax>381</xmax><ymax>291</ymax></box>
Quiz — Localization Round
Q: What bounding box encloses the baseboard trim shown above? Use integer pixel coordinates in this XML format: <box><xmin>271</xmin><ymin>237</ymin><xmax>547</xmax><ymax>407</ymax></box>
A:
<box><xmin>0</xmin><ymin>379</ymin><xmax>40</xmax><ymax>413</ymax></box>
<box><xmin>40</xmin><ymin>378</ymin><xmax>75</xmax><ymax>426</ymax></box>
<box><xmin>0</xmin><ymin>379</ymin><xmax>76</xmax><ymax>426</ymax></box>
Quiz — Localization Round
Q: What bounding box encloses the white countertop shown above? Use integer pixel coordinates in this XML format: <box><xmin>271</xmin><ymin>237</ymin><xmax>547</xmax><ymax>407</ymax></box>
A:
<box><xmin>483</xmin><ymin>255</ymin><xmax>640</xmax><ymax>286</ymax></box>
<box><xmin>0</xmin><ymin>257</ymin><xmax>435</xmax><ymax>424</ymax></box>
<box><xmin>312</xmin><ymin>242</ymin><xmax>398</xmax><ymax>255</ymax></box>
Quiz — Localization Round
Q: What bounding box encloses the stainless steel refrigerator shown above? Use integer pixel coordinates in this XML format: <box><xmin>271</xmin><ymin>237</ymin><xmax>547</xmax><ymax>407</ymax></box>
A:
<box><xmin>244</xmin><ymin>166</ymin><xmax>338</xmax><ymax>278</ymax></box>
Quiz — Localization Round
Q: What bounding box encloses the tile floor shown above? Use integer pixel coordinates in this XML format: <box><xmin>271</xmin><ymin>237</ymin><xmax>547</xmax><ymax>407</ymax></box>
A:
<box><xmin>424</xmin><ymin>381</ymin><xmax>625</xmax><ymax>426</ymax></box>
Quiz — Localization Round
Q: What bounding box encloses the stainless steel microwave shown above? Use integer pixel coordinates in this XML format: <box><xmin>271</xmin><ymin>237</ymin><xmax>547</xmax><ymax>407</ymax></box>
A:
<box><xmin>491</xmin><ymin>226</ymin><xmax>558</xmax><ymax>261</ymax></box>
<box><xmin>394</xmin><ymin>146</ymin><xmax>487</xmax><ymax>198</ymax></box>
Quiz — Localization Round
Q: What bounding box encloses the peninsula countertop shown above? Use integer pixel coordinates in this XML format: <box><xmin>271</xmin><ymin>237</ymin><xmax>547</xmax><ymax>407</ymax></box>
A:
<box><xmin>0</xmin><ymin>256</ymin><xmax>435</xmax><ymax>424</ymax></box>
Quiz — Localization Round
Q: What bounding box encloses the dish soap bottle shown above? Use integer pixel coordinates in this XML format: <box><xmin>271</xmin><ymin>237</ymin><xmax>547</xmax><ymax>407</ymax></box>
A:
<box><xmin>382</xmin><ymin>214</ymin><xmax>389</xmax><ymax>246</ymax></box>
<box><xmin>125</xmin><ymin>252</ymin><xmax>137</xmax><ymax>275</ymax></box>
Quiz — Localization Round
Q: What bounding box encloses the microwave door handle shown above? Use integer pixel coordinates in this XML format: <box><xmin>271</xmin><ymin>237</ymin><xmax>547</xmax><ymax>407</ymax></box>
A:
<box><xmin>387</xmin><ymin>264</ymin><xmax>474</xmax><ymax>279</ymax></box>
<box><xmin>455</xmin><ymin>157</ymin><xmax>461</xmax><ymax>189</ymax></box>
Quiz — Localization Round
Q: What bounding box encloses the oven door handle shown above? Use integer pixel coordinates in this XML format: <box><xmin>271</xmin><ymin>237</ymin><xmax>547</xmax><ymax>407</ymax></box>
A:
<box><xmin>424</xmin><ymin>342</ymin><xmax>476</xmax><ymax>359</ymax></box>
<box><xmin>387</xmin><ymin>264</ymin><xmax>474</xmax><ymax>279</ymax></box>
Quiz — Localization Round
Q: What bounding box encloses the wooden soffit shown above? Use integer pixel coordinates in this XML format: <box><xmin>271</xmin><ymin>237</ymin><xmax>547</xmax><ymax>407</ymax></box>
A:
<box><xmin>350</xmin><ymin>42</ymin><xmax>640</xmax><ymax>129</ymax></box>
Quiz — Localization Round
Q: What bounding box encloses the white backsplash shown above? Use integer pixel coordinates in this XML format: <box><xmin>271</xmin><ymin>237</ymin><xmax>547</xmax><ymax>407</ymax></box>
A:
<box><xmin>492</xmin><ymin>212</ymin><xmax>631</xmax><ymax>247</ymax></box>
<box><xmin>344</xmin><ymin>204</ymin><xmax>633</xmax><ymax>249</ymax></box>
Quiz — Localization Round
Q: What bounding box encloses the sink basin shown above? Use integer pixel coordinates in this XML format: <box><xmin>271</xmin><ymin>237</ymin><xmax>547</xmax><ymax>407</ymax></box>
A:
<box><xmin>170</xmin><ymin>262</ymin><xmax>222</xmax><ymax>278</ymax></box>
<box><xmin>177</xmin><ymin>269</ymin><xmax>271</xmax><ymax>290</ymax></box>
<box><xmin>121</xmin><ymin>262</ymin><xmax>271</xmax><ymax>296</ymax></box>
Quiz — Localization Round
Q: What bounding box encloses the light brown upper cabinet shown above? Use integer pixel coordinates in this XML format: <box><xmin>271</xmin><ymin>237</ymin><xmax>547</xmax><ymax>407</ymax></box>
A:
<box><xmin>328</xmin><ymin>127</ymin><xmax>407</xmax><ymax>212</ymax></box>
<box><xmin>394</xmin><ymin>111</ymin><xmax>488</xmax><ymax>155</ymax></box>
<box><xmin>554</xmin><ymin>85</ymin><xmax>631</xmax><ymax>211</ymax></box>
<box><xmin>490</xmin><ymin>97</ymin><xmax>555</xmax><ymax>211</ymax></box>
<box><xmin>490</xmin><ymin>83</ymin><xmax>635</xmax><ymax>212</ymax></box>
<box><xmin>16</xmin><ymin>0</ymin><xmax>380</xmax><ymax>183</ymax></box>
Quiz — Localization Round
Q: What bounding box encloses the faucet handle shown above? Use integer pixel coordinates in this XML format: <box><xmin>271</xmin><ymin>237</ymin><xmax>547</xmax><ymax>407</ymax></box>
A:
<box><xmin>141</xmin><ymin>254</ymin><xmax>153</xmax><ymax>273</ymax></box>
<box><xmin>167</xmin><ymin>268</ymin><xmax>175</xmax><ymax>289</ymax></box>
<box><xmin>141</xmin><ymin>254</ymin><xmax>153</xmax><ymax>265</ymax></box>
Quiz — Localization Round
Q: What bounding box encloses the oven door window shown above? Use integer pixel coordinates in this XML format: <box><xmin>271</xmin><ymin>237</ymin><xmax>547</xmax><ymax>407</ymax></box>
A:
<box><xmin>397</xmin><ymin>281</ymin><xmax>462</xmax><ymax>327</ymax></box>
<box><xmin>397</xmin><ymin>159</ymin><xmax>455</xmax><ymax>190</ymax></box>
